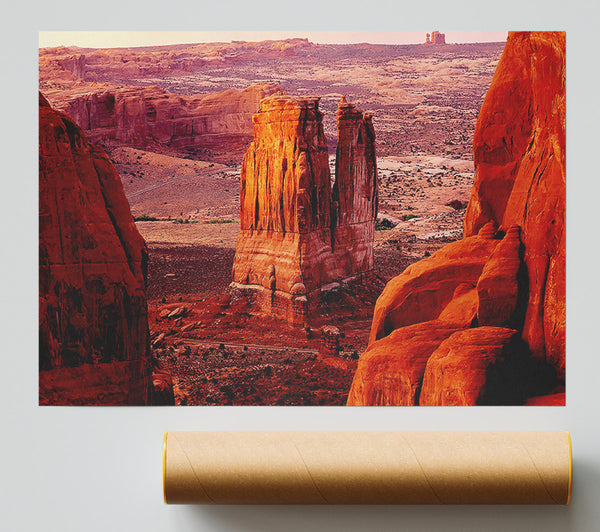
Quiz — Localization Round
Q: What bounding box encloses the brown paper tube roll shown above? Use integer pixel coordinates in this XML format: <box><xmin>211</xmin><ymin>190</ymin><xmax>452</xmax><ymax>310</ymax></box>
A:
<box><xmin>163</xmin><ymin>431</ymin><xmax>572</xmax><ymax>505</ymax></box>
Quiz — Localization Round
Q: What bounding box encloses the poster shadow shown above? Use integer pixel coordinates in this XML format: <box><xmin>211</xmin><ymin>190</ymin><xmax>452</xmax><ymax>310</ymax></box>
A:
<box><xmin>171</xmin><ymin>456</ymin><xmax>600</xmax><ymax>532</ymax></box>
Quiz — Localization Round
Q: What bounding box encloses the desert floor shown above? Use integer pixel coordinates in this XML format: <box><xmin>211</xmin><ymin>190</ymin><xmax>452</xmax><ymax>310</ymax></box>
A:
<box><xmin>114</xmin><ymin>148</ymin><xmax>473</xmax><ymax>405</ymax></box>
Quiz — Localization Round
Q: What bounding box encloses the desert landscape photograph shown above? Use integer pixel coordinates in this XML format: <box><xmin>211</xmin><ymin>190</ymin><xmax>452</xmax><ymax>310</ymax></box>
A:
<box><xmin>38</xmin><ymin>30</ymin><xmax>565</xmax><ymax>406</ymax></box>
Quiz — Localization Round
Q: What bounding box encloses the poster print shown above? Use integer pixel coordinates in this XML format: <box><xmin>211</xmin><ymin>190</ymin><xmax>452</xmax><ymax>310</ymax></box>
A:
<box><xmin>38</xmin><ymin>31</ymin><xmax>565</xmax><ymax>406</ymax></box>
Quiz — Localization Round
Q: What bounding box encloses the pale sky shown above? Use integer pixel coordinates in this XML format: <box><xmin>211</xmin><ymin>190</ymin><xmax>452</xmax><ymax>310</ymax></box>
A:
<box><xmin>39</xmin><ymin>31</ymin><xmax>508</xmax><ymax>49</ymax></box>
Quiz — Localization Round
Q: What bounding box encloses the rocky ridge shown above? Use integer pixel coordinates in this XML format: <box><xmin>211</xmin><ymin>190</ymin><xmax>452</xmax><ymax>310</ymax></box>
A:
<box><xmin>43</xmin><ymin>82</ymin><xmax>284</xmax><ymax>163</ymax></box>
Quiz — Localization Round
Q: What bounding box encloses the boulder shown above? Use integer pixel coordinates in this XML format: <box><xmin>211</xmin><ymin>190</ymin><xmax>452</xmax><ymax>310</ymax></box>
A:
<box><xmin>420</xmin><ymin>327</ymin><xmax>528</xmax><ymax>406</ymax></box>
<box><xmin>369</xmin><ymin>225</ymin><xmax>499</xmax><ymax>343</ymax></box>
<box><xmin>347</xmin><ymin>321</ymin><xmax>461</xmax><ymax>406</ymax></box>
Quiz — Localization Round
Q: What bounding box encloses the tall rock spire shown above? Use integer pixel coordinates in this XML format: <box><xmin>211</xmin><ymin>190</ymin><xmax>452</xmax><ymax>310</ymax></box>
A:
<box><xmin>232</xmin><ymin>95</ymin><xmax>378</xmax><ymax>324</ymax></box>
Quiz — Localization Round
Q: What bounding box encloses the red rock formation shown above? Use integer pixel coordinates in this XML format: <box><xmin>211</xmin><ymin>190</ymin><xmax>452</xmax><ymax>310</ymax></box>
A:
<box><xmin>39</xmin><ymin>51</ymin><xmax>86</xmax><ymax>81</ymax></box>
<box><xmin>347</xmin><ymin>321</ymin><xmax>460</xmax><ymax>406</ymax></box>
<box><xmin>39</xmin><ymin>40</ymin><xmax>315</xmax><ymax>85</ymax></box>
<box><xmin>420</xmin><ymin>327</ymin><xmax>527</xmax><ymax>406</ymax></box>
<box><xmin>347</xmin><ymin>32</ymin><xmax>565</xmax><ymax>406</ymax></box>
<box><xmin>437</xmin><ymin>283</ymin><xmax>478</xmax><ymax>327</ymax></box>
<box><xmin>232</xmin><ymin>95</ymin><xmax>377</xmax><ymax>324</ymax></box>
<box><xmin>39</xmin><ymin>93</ymin><xmax>153</xmax><ymax>405</ymax></box>
<box><xmin>464</xmin><ymin>31</ymin><xmax>565</xmax><ymax>376</ymax></box>
<box><xmin>476</xmin><ymin>225</ymin><xmax>525</xmax><ymax>328</ymax></box>
<box><xmin>43</xmin><ymin>83</ymin><xmax>284</xmax><ymax>162</ymax></box>
<box><xmin>369</xmin><ymin>223</ymin><xmax>499</xmax><ymax>343</ymax></box>
<box><xmin>425</xmin><ymin>32</ymin><xmax>446</xmax><ymax>45</ymax></box>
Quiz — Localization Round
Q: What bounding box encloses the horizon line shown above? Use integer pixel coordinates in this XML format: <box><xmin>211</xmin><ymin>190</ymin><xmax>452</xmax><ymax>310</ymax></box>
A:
<box><xmin>39</xmin><ymin>31</ymin><xmax>509</xmax><ymax>49</ymax></box>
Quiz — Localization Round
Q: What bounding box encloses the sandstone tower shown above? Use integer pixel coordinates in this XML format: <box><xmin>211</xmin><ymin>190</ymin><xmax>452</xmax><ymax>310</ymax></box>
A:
<box><xmin>231</xmin><ymin>95</ymin><xmax>377</xmax><ymax>324</ymax></box>
<box><xmin>425</xmin><ymin>31</ymin><xmax>446</xmax><ymax>45</ymax></box>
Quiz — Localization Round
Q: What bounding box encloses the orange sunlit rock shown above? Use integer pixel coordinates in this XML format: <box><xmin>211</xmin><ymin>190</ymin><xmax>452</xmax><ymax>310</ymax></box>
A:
<box><xmin>348</xmin><ymin>31</ymin><xmax>565</xmax><ymax>405</ymax></box>
<box><xmin>232</xmin><ymin>95</ymin><xmax>378</xmax><ymax>324</ymax></box>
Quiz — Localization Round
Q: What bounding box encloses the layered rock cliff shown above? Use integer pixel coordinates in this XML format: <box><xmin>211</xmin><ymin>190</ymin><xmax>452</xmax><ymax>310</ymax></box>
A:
<box><xmin>39</xmin><ymin>40</ymin><xmax>314</xmax><ymax>85</ymax></box>
<box><xmin>232</xmin><ymin>95</ymin><xmax>377</xmax><ymax>324</ymax></box>
<box><xmin>39</xmin><ymin>93</ymin><xmax>153</xmax><ymax>405</ymax></box>
<box><xmin>43</xmin><ymin>83</ymin><xmax>284</xmax><ymax>162</ymax></box>
<box><xmin>348</xmin><ymin>31</ymin><xmax>565</xmax><ymax>406</ymax></box>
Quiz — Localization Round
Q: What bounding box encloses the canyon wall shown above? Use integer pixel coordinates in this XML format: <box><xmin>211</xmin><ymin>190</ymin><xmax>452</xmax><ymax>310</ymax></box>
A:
<box><xmin>232</xmin><ymin>95</ymin><xmax>377</xmax><ymax>324</ymax></box>
<box><xmin>348</xmin><ymin>31</ymin><xmax>565</xmax><ymax>406</ymax></box>
<box><xmin>39</xmin><ymin>93</ymin><xmax>153</xmax><ymax>405</ymax></box>
<box><xmin>43</xmin><ymin>83</ymin><xmax>284</xmax><ymax>162</ymax></box>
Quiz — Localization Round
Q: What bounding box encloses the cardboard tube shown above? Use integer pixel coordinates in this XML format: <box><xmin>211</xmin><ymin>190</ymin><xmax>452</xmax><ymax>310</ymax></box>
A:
<box><xmin>163</xmin><ymin>431</ymin><xmax>572</xmax><ymax>505</ymax></box>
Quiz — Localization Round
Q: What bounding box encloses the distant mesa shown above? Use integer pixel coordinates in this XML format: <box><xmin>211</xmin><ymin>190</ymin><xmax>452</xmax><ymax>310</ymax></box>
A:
<box><xmin>348</xmin><ymin>31</ymin><xmax>565</xmax><ymax>406</ymax></box>
<box><xmin>42</xmin><ymin>82</ymin><xmax>284</xmax><ymax>162</ymax></box>
<box><xmin>231</xmin><ymin>95</ymin><xmax>378</xmax><ymax>325</ymax></box>
<box><xmin>425</xmin><ymin>31</ymin><xmax>446</xmax><ymax>45</ymax></box>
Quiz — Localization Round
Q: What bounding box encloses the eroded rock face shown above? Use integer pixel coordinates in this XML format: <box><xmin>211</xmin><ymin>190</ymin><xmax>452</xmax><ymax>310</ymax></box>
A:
<box><xmin>369</xmin><ymin>224</ymin><xmax>499</xmax><ymax>343</ymax></box>
<box><xmin>464</xmin><ymin>31</ymin><xmax>565</xmax><ymax>376</ymax></box>
<box><xmin>232</xmin><ymin>95</ymin><xmax>377</xmax><ymax>324</ymax></box>
<box><xmin>347</xmin><ymin>31</ymin><xmax>565</xmax><ymax>405</ymax></box>
<box><xmin>347</xmin><ymin>321</ymin><xmax>460</xmax><ymax>406</ymax></box>
<box><xmin>43</xmin><ymin>83</ymin><xmax>284</xmax><ymax>162</ymax></box>
<box><xmin>39</xmin><ymin>93</ymin><xmax>153</xmax><ymax>405</ymax></box>
<box><xmin>476</xmin><ymin>225</ymin><xmax>525</xmax><ymax>328</ymax></box>
<box><xmin>420</xmin><ymin>327</ymin><xmax>527</xmax><ymax>406</ymax></box>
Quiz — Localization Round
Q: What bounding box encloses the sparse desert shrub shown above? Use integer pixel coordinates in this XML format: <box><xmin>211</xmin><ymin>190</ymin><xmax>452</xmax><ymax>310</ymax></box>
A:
<box><xmin>173</xmin><ymin>218</ymin><xmax>198</xmax><ymax>224</ymax></box>
<box><xmin>446</xmin><ymin>199</ymin><xmax>468</xmax><ymax>210</ymax></box>
<box><xmin>134</xmin><ymin>213</ymin><xmax>158</xmax><ymax>221</ymax></box>
<box><xmin>403</xmin><ymin>214</ymin><xmax>418</xmax><ymax>221</ymax></box>
<box><xmin>375</xmin><ymin>218</ymin><xmax>395</xmax><ymax>230</ymax></box>
<box><xmin>206</xmin><ymin>218</ymin><xmax>236</xmax><ymax>224</ymax></box>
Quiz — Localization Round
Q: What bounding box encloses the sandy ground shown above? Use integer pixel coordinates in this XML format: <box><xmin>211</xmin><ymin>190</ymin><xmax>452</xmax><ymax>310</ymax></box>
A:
<box><xmin>110</xmin><ymin>147</ymin><xmax>239</xmax><ymax>220</ymax></box>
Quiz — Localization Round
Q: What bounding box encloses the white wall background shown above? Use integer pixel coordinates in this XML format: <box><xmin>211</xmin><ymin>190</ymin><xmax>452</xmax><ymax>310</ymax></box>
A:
<box><xmin>2</xmin><ymin>1</ymin><xmax>599</xmax><ymax>530</ymax></box>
